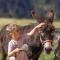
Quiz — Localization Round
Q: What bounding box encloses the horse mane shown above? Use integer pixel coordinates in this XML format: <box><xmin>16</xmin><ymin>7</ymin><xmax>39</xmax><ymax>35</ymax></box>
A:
<box><xmin>21</xmin><ymin>23</ymin><xmax>36</xmax><ymax>33</ymax></box>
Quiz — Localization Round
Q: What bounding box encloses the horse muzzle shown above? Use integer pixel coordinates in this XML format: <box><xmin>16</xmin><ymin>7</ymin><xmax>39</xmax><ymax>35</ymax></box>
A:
<box><xmin>43</xmin><ymin>41</ymin><xmax>53</xmax><ymax>54</ymax></box>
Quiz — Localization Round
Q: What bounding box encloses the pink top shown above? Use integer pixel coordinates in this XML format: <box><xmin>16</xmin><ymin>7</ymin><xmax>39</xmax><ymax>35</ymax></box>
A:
<box><xmin>8</xmin><ymin>34</ymin><xmax>29</xmax><ymax>60</ymax></box>
<box><xmin>8</xmin><ymin>39</ymin><xmax>23</xmax><ymax>60</ymax></box>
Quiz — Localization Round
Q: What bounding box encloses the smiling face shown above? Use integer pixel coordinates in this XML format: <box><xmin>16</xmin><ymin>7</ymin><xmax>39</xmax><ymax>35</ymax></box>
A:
<box><xmin>10</xmin><ymin>30</ymin><xmax>21</xmax><ymax>41</ymax></box>
<box><xmin>5</xmin><ymin>24</ymin><xmax>22</xmax><ymax>40</ymax></box>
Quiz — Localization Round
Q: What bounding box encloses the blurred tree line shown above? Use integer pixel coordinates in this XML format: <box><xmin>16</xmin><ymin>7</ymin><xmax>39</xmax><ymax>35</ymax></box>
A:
<box><xmin>0</xmin><ymin>0</ymin><xmax>59</xmax><ymax>19</ymax></box>
<box><xmin>0</xmin><ymin>0</ymin><xmax>33</xmax><ymax>18</ymax></box>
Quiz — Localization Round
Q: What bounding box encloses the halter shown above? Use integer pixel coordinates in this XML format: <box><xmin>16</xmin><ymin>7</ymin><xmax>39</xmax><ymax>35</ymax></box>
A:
<box><xmin>41</xmin><ymin>40</ymin><xmax>53</xmax><ymax>45</ymax></box>
<box><xmin>40</xmin><ymin>31</ymin><xmax>53</xmax><ymax>45</ymax></box>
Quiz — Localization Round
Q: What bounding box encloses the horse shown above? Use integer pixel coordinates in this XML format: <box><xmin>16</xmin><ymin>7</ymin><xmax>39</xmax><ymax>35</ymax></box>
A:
<box><xmin>0</xmin><ymin>21</ymin><xmax>55</xmax><ymax>60</ymax></box>
<box><xmin>0</xmin><ymin>9</ymin><xmax>55</xmax><ymax>60</ymax></box>
<box><xmin>53</xmin><ymin>36</ymin><xmax>60</xmax><ymax>60</ymax></box>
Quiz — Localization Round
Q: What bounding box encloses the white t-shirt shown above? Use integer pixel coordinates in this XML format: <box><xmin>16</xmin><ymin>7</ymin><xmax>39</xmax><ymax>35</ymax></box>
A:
<box><xmin>8</xmin><ymin>39</ymin><xmax>21</xmax><ymax>60</ymax></box>
<box><xmin>8</xmin><ymin>38</ymin><xmax>29</xmax><ymax>60</ymax></box>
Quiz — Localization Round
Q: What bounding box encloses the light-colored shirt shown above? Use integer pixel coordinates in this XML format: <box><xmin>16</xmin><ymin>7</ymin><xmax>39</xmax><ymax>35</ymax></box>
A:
<box><xmin>8</xmin><ymin>34</ymin><xmax>30</xmax><ymax>60</ymax></box>
<box><xmin>8</xmin><ymin>39</ymin><xmax>21</xmax><ymax>60</ymax></box>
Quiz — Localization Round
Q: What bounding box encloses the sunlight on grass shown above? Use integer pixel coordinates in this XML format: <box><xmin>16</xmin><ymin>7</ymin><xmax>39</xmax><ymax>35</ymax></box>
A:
<box><xmin>39</xmin><ymin>51</ymin><xmax>55</xmax><ymax>60</ymax></box>
<box><xmin>0</xmin><ymin>18</ymin><xmax>35</xmax><ymax>29</ymax></box>
<box><xmin>0</xmin><ymin>18</ymin><xmax>60</xmax><ymax>28</ymax></box>
<box><xmin>0</xmin><ymin>18</ymin><xmax>34</xmax><ymax>25</ymax></box>
<box><xmin>53</xmin><ymin>20</ymin><xmax>60</xmax><ymax>28</ymax></box>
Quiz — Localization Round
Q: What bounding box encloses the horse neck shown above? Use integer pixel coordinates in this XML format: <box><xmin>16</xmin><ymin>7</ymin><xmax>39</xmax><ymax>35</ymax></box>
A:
<box><xmin>21</xmin><ymin>23</ymin><xmax>36</xmax><ymax>33</ymax></box>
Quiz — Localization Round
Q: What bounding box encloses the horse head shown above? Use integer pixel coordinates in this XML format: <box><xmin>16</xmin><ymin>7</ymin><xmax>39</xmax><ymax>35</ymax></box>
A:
<box><xmin>39</xmin><ymin>21</ymin><xmax>55</xmax><ymax>54</ymax></box>
<box><xmin>31</xmin><ymin>9</ymin><xmax>55</xmax><ymax>54</ymax></box>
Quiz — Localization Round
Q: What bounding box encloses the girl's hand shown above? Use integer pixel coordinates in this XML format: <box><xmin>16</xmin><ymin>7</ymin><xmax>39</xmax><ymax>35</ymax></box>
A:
<box><xmin>8</xmin><ymin>48</ymin><xmax>24</xmax><ymax>57</ymax></box>
<box><xmin>35</xmin><ymin>23</ymin><xmax>45</xmax><ymax>29</ymax></box>
<box><xmin>14</xmin><ymin>48</ymin><xmax>23</xmax><ymax>53</ymax></box>
<box><xmin>27</xmin><ymin>23</ymin><xmax>45</xmax><ymax>36</ymax></box>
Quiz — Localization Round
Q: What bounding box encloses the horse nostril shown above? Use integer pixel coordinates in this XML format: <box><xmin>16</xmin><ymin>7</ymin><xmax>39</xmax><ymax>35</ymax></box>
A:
<box><xmin>45</xmin><ymin>47</ymin><xmax>52</xmax><ymax>51</ymax></box>
<box><xmin>45</xmin><ymin>48</ymin><xmax>52</xmax><ymax>54</ymax></box>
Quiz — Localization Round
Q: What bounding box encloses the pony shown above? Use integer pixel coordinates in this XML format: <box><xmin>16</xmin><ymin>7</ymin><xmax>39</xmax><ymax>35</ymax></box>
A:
<box><xmin>0</xmin><ymin>21</ymin><xmax>55</xmax><ymax>60</ymax></box>
<box><xmin>53</xmin><ymin>36</ymin><xmax>60</xmax><ymax>60</ymax></box>
<box><xmin>0</xmin><ymin>9</ymin><xmax>55</xmax><ymax>60</ymax></box>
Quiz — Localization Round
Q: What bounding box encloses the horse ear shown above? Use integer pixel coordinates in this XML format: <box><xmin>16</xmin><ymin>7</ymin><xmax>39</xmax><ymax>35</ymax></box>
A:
<box><xmin>31</xmin><ymin>10</ymin><xmax>37</xmax><ymax>19</ymax></box>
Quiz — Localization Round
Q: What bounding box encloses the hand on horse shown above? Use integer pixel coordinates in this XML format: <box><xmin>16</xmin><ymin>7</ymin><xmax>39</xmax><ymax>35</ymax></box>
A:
<box><xmin>35</xmin><ymin>23</ymin><xmax>45</xmax><ymax>29</ymax></box>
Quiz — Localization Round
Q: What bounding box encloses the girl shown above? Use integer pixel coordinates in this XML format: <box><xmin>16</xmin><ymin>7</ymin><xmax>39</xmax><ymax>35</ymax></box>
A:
<box><xmin>8</xmin><ymin>23</ymin><xmax>45</xmax><ymax>60</ymax></box>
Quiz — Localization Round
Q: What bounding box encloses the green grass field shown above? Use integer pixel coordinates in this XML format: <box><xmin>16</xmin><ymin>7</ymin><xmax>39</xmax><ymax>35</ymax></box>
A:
<box><xmin>0</xmin><ymin>18</ymin><xmax>34</xmax><ymax>29</ymax></box>
<box><xmin>0</xmin><ymin>18</ymin><xmax>60</xmax><ymax>60</ymax></box>
<box><xmin>0</xmin><ymin>18</ymin><xmax>60</xmax><ymax>28</ymax></box>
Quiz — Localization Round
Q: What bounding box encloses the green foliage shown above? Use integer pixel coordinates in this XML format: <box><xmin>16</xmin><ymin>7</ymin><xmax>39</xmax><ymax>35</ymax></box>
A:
<box><xmin>0</xmin><ymin>51</ymin><xmax>55</xmax><ymax>60</ymax></box>
<box><xmin>39</xmin><ymin>51</ymin><xmax>55</xmax><ymax>60</ymax></box>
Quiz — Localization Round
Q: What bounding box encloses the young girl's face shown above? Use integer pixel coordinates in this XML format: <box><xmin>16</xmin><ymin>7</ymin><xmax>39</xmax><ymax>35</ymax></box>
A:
<box><xmin>11</xmin><ymin>30</ymin><xmax>21</xmax><ymax>41</ymax></box>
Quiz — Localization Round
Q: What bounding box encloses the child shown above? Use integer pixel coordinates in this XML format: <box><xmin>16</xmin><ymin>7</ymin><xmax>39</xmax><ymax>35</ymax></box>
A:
<box><xmin>8</xmin><ymin>23</ymin><xmax>45</xmax><ymax>60</ymax></box>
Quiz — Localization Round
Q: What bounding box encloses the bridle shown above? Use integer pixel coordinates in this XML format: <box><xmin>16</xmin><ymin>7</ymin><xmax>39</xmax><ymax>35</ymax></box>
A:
<box><xmin>40</xmin><ymin>39</ymin><xmax>53</xmax><ymax>45</ymax></box>
<box><xmin>39</xmin><ymin>24</ymin><xmax>53</xmax><ymax>46</ymax></box>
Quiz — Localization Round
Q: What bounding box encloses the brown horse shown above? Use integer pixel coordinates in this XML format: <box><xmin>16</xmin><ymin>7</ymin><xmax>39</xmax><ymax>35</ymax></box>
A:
<box><xmin>0</xmin><ymin>21</ymin><xmax>55</xmax><ymax>60</ymax></box>
<box><xmin>53</xmin><ymin>37</ymin><xmax>60</xmax><ymax>60</ymax></box>
<box><xmin>0</xmin><ymin>9</ymin><xmax>55</xmax><ymax>60</ymax></box>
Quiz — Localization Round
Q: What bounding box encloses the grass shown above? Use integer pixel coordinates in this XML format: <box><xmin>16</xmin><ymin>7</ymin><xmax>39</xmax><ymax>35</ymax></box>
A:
<box><xmin>0</xmin><ymin>50</ymin><xmax>55</xmax><ymax>60</ymax></box>
<box><xmin>0</xmin><ymin>50</ymin><xmax>2</xmax><ymax>60</ymax></box>
<box><xmin>39</xmin><ymin>51</ymin><xmax>55</xmax><ymax>60</ymax></box>
<box><xmin>53</xmin><ymin>20</ymin><xmax>60</xmax><ymax>28</ymax></box>
<box><xmin>0</xmin><ymin>18</ymin><xmax>36</xmax><ymax>30</ymax></box>
<box><xmin>0</xmin><ymin>18</ymin><xmax>60</xmax><ymax>28</ymax></box>
<box><xmin>0</xmin><ymin>18</ymin><xmax>60</xmax><ymax>60</ymax></box>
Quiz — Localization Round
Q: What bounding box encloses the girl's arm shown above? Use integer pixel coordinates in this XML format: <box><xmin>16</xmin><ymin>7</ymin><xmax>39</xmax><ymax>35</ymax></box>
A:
<box><xmin>8</xmin><ymin>48</ymin><xmax>21</xmax><ymax>57</ymax></box>
<box><xmin>27</xmin><ymin>23</ymin><xmax>45</xmax><ymax>36</ymax></box>
<box><xmin>8</xmin><ymin>42</ymin><xmax>23</xmax><ymax>57</ymax></box>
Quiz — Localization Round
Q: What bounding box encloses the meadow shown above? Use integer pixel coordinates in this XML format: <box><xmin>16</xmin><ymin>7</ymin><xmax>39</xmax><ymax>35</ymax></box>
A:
<box><xmin>0</xmin><ymin>18</ymin><xmax>60</xmax><ymax>28</ymax></box>
<box><xmin>0</xmin><ymin>18</ymin><xmax>60</xmax><ymax>60</ymax></box>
